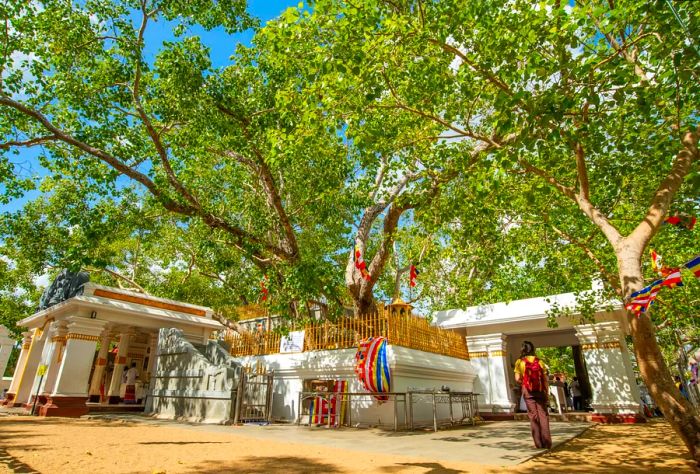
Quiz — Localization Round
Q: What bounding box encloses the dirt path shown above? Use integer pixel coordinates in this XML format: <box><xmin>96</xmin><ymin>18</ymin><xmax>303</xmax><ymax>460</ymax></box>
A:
<box><xmin>0</xmin><ymin>416</ymin><xmax>694</xmax><ymax>473</ymax></box>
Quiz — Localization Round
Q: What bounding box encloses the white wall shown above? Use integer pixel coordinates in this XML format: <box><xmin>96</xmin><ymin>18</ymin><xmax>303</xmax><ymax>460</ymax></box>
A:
<box><xmin>234</xmin><ymin>345</ymin><xmax>476</xmax><ymax>428</ymax></box>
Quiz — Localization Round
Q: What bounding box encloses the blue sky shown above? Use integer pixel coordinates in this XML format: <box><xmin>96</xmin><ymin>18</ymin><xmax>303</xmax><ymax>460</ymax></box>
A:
<box><xmin>2</xmin><ymin>1</ymin><xmax>299</xmax><ymax>213</ymax></box>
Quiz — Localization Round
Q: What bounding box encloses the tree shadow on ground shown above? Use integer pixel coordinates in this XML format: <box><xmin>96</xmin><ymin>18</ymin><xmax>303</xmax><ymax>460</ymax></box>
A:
<box><xmin>140</xmin><ymin>441</ymin><xmax>228</xmax><ymax>445</ymax></box>
<box><xmin>380</xmin><ymin>462</ymin><xmax>464</xmax><ymax>473</ymax></box>
<box><xmin>0</xmin><ymin>445</ymin><xmax>40</xmax><ymax>474</ymax></box>
<box><xmin>519</xmin><ymin>420</ymin><xmax>695</xmax><ymax>473</ymax></box>
<box><xmin>184</xmin><ymin>455</ymin><xmax>342</xmax><ymax>474</ymax></box>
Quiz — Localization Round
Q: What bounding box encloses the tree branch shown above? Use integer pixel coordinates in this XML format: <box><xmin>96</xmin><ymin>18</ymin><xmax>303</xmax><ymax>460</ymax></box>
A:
<box><xmin>629</xmin><ymin>128</ymin><xmax>699</xmax><ymax>248</ymax></box>
<box><xmin>0</xmin><ymin>135</ymin><xmax>58</xmax><ymax>149</ymax></box>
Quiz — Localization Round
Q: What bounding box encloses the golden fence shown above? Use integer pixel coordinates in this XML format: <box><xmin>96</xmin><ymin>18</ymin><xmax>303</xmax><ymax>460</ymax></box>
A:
<box><xmin>225</xmin><ymin>305</ymin><xmax>469</xmax><ymax>360</ymax></box>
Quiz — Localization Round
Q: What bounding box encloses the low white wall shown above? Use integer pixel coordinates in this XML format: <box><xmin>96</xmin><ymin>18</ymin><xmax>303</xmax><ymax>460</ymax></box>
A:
<box><xmin>234</xmin><ymin>345</ymin><xmax>477</xmax><ymax>428</ymax></box>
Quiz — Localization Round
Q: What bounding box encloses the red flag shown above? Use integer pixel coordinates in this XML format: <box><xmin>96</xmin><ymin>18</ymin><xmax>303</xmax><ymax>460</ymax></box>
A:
<box><xmin>409</xmin><ymin>265</ymin><xmax>419</xmax><ymax>287</ymax></box>
<box><xmin>260</xmin><ymin>275</ymin><xmax>269</xmax><ymax>302</ymax></box>
<box><xmin>353</xmin><ymin>243</ymin><xmax>371</xmax><ymax>281</ymax></box>
<box><xmin>664</xmin><ymin>215</ymin><xmax>696</xmax><ymax>230</ymax></box>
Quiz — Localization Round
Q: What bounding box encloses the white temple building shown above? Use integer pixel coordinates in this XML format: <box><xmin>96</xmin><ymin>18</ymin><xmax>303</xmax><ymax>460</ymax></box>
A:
<box><xmin>434</xmin><ymin>290</ymin><xmax>644</xmax><ymax>422</ymax></box>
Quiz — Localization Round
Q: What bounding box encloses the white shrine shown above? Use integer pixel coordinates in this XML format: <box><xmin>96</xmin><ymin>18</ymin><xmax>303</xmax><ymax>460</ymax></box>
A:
<box><xmin>434</xmin><ymin>289</ymin><xmax>644</xmax><ymax>422</ymax></box>
<box><xmin>1</xmin><ymin>283</ymin><xmax>220</xmax><ymax>416</ymax></box>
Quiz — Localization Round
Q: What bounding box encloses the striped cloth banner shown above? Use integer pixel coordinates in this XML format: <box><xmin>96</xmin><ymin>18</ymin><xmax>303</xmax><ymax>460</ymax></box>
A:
<box><xmin>354</xmin><ymin>337</ymin><xmax>391</xmax><ymax>402</ymax></box>
<box><xmin>308</xmin><ymin>380</ymin><xmax>348</xmax><ymax>426</ymax></box>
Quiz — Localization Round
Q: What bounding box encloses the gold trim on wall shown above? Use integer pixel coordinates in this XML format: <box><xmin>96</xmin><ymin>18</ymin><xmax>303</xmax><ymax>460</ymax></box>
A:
<box><xmin>51</xmin><ymin>335</ymin><xmax>66</xmax><ymax>343</ymax></box>
<box><xmin>468</xmin><ymin>350</ymin><xmax>506</xmax><ymax>358</ymax></box>
<box><xmin>66</xmin><ymin>333</ymin><xmax>99</xmax><ymax>342</ymax></box>
<box><xmin>581</xmin><ymin>341</ymin><xmax>621</xmax><ymax>351</ymax></box>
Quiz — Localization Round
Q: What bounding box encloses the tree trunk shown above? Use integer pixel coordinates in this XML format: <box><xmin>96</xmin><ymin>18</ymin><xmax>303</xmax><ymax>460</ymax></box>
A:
<box><xmin>617</xmin><ymin>246</ymin><xmax>700</xmax><ymax>465</ymax></box>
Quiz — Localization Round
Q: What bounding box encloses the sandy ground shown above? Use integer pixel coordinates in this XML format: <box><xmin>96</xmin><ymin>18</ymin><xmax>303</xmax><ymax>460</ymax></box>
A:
<box><xmin>0</xmin><ymin>416</ymin><xmax>695</xmax><ymax>474</ymax></box>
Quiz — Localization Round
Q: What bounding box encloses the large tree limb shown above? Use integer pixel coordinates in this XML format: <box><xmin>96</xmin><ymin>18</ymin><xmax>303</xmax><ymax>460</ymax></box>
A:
<box><xmin>0</xmin><ymin>96</ymin><xmax>296</xmax><ymax>262</ymax></box>
<box><xmin>628</xmin><ymin>128</ymin><xmax>699</xmax><ymax>250</ymax></box>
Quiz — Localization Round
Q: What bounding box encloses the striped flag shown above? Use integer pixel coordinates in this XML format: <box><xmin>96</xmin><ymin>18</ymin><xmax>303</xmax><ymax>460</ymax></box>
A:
<box><xmin>353</xmin><ymin>243</ymin><xmax>371</xmax><ymax>281</ymax></box>
<box><xmin>625</xmin><ymin>280</ymin><xmax>663</xmax><ymax>315</ymax></box>
<box><xmin>661</xmin><ymin>268</ymin><xmax>683</xmax><ymax>289</ymax></box>
<box><xmin>354</xmin><ymin>337</ymin><xmax>391</xmax><ymax>402</ymax></box>
<box><xmin>651</xmin><ymin>250</ymin><xmax>662</xmax><ymax>275</ymax></box>
<box><xmin>685</xmin><ymin>255</ymin><xmax>700</xmax><ymax>278</ymax></box>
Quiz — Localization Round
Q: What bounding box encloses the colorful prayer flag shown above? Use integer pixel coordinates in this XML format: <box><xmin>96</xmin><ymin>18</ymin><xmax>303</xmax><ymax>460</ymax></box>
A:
<box><xmin>260</xmin><ymin>275</ymin><xmax>269</xmax><ymax>302</ymax></box>
<box><xmin>353</xmin><ymin>242</ymin><xmax>371</xmax><ymax>281</ymax></box>
<box><xmin>685</xmin><ymin>255</ymin><xmax>700</xmax><ymax>278</ymax></box>
<box><xmin>664</xmin><ymin>214</ymin><xmax>696</xmax><ymax>230</ymax></box>
<box><xmin>651</xmin><ymin>250</ymin><xmax>662</xmax><ymax>275</ymax></box>
<box><xmin>661</xmin><ymin>268</ymin><xmax>683</xmax><ymax>289</ymax></box>
<box><xmin>308</xmin><ymin>380</ymin><xmax>348</xmax><ymax>427</ymax></box>
<box><xmin>409</xmin><ymin>264</ymin><xmax>419</xmax><ymax>287</ymax></box>
<box><xmin>625</xmin><ymin>280</ymin><xmax>663</xmax><ymax>315</ymax></box>
<box><xmin>354</xmin><ymin>337</ymin><xmax>391</xmax><ymax>402</ymax></box>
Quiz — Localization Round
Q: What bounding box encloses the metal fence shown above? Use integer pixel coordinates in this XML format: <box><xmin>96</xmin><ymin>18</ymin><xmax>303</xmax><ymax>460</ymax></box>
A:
<box><xmin>296</xmin><ymin>389</ymin><xmax>480</xmax><ymax>432</ymax></box>
<box><xmin>233</xmin><ymin>369</ymin><xmax>274</xmax><ymax>424</ymax></box>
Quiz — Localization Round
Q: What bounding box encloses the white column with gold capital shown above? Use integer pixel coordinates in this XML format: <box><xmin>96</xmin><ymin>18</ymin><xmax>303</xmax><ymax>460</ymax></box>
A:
<box><xmin>41</xmin><ymin>317</ymin><xmax>108</xmax><ymax>417</ymax></box>
<box><xmin>575</xmin><ymin>321</ymin><xmax>642</xmax><ymax>418</ymax></box>
<box><xmin>3</xmin><ymin>332</ymin><xmax>32</xmax><ymax>406</ymax></box>
<box><xmin>88</xmin><ymin>329</ymin><xmax>113</xmax><ymax>403</ymax></box>
<box><xmin>41</xmin><ymin>321</ymin><xmax>69</xmax><ymax>396</ymax></box>
<box><xmin>13</xmin><ymin>327</ymin><xmax>49</xmax><ymax>406</ymax></box>
<box><xmin>107</xmin><ymin>328</ymin><xmax>135</xmax><ymax>404</ymax></box>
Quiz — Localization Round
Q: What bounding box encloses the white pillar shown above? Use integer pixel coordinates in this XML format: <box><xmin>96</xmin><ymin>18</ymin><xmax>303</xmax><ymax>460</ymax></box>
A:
<box><xmin>3</xmin><ymin>332</ymin><xmax>31</xmax><ymax>406</ymax></box>
<box><xmin>466</xmin><ymin>333</ymin><xmax>513</xmax><ymax>413</ymax></box>
<box><xmin>41</xmin><ymin>321</ymin><xmax>69</xmax><ymax>396</ymax></box>
<box><xmin>40</xmin><ymin>317</ymin><xmax>108</xmax><ymax>417</ymax></box>
<box><xmin>575</xmin><ymin>321</ymin><xmax>642</xmax><ymax>418</ymax></box>
<box><xmin>88</xmin><ymin>329</ymin><xmax>113</xmax><ymax>402</ymax></box>
<box><xmin>107</xmin><ymin>329</ymin><xmax>134</xmax><ymax>404</ymax></box>
<box><xmin>0</xmin><ymin>326</ymin><xmax>15</xmax><ymax>380</ymax></box>
<box><xmin>13</xmin><ymin>327</ymin><xmax>48</xmax><ymax>406</ymax></box>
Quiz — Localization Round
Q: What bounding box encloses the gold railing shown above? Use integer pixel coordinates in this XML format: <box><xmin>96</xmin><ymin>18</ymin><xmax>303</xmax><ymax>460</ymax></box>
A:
<box><xmin>225</xmin><ymin>306</ymin><xmax>469</xmax><ymax>360</ymax></box>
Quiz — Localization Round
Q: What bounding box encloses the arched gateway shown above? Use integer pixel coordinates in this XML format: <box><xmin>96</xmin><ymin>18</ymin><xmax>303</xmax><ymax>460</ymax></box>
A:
<box><xmin>434</xmin><ymin>289</ymin><xmax>644</xmax><ymax>422</ymax></box>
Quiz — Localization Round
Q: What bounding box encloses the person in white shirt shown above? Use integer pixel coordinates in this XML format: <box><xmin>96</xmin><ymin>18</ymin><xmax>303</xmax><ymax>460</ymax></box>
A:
<box><xmin>123</xmin><ymin>362</ymin><xmax>139</xmax><ymax>404</ymax></box>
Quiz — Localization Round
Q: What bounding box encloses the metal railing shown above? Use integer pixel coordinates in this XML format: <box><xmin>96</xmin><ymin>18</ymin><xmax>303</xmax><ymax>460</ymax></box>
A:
<box><xmin>297</xmin><ymin>391</ymin><xmax>409</xmax><ymax>431</ymax></box>
<box><xmin>296</xmin><ymin>390</ymin><xmax>480</xmax><ymax>432</ymax></box>
<box><xmin>407</xmin><ymin>390</ymin><xmax>480</xmax><ymax>432</ymax></box>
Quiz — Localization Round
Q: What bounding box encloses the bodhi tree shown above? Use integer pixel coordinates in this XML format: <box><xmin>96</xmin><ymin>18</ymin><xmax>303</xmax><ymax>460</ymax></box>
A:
<box><xmin>284</xmin><ymin>0</ymin><xmax>700</xmax><ymax>460</ymax></box>
<box><xmin>0</xmin><ymin>0</ymin><xmax>357</xmax><ymax>316</ymax></box>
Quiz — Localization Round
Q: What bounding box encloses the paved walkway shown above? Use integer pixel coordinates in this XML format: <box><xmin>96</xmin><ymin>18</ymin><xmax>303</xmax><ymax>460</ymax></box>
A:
<box><xmin>85</xmin><ymin>414</ymin><xmax>591</xmax><ymax>466</ymax></box>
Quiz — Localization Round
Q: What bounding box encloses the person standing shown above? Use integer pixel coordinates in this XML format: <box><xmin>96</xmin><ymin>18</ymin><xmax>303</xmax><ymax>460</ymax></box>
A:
<box><xmin>123</xmin><ymin>362</ymin><xmax>139</xmax><ymax>404</ymax></box>
<box><xmin>514</xmin><ymin>341</ymin><xmax>552</xmax><ymax>449</ymax></box>
<box><xmin>571</xmin><ymin>377</ymin><xmax>583</xmax><ymax>411</ymax></box>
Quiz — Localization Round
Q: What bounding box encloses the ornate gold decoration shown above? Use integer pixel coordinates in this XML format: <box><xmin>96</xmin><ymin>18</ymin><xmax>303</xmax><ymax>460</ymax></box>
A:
<box><xmin>468</xmin><ymin>351</ymin><xmax>489</xmax><ymax>358</ymax></box>
<box><xmin>22</xmin><ymin>343</ymin><xmax>30</xmax><ymax>350</ymax></box>
<box><xmin>51</xmin><ymin>335</ymin><xmax>66</xmax><ymax>343</ymax></box>
<box><xmin>66</xmin><ymin>333</ymin><xmax>99</xmax><ymax>342</ymax></box>
<box><xmin>490</xmin><ymin>350</ymin><xmax>506</xmax><ymax>357</ymax></box>
<box><xmin>581</xmin><ymin>341</ymin><xmax>621</xmax><ymax>351</ymax></box>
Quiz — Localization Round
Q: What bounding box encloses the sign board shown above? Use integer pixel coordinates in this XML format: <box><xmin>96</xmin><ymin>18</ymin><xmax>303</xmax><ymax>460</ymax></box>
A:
<box><xmin>280</xmin><ymin>330</ymin><xmax>305</xmax><ymax>353</ymax></box>
<box><xmin>37</xmin><ymin>364</ymin><xmax>48</xmax><ymax>376</ymax></box>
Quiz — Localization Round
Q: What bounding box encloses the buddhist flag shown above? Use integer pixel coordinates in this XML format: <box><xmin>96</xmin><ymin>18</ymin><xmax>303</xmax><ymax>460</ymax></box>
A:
<box><xmin>625</xmin><ymin>280</ymin><xmax>663</xmax><ymax>315</ymax></box>
<box><xmin>685</xmin><ymin>255</ymin><xmax>700</xmax><ymax>278</ymax></box>
<box><xmin>353</xmin><ymin>242</ymin><xmax>371</xmax><ymax>281</ymax></box>
<box><xmin>661</xmin><ymin>268</ymin><xmax>683</xmax><ymax>289</ymax></box>
<box><xmin>651</xmin><ymin>250</ymin><xmax>662</xmax><ymax>275</ymax></box>
<box><xmin>664</xmin><ymin>215</ymin><xmax>696</xmax><ymax>230</ymax></box>
<box><xmin>409</xmin><ymin>264</ymin><xmax>419</xmax><ymax>287</ymax></box>
<box><xmin>260</xmin><ymin>275</ymin><xmax>269</xmax><ymax>301</ymax></box>
<box><xmin>354</xmin><ymin>337</ymin><xmax>391</xmax><ymax>402</ymax></box>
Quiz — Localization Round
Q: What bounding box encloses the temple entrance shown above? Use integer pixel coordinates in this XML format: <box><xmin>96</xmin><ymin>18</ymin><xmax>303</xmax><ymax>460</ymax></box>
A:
<box><xmin>505</xmin><ymin>330</ymin><xmax>594</xmax><ymax>414</ymax></box>
<box><xmin>434</xmin><ymin>289</ymin><xmax>644</xmax><ymax>422</ymax></box>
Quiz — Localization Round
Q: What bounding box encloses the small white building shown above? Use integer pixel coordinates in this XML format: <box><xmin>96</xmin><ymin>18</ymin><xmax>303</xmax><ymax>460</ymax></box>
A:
<box><xmin>434</xmin><ymin>290</ymin><xmax>643</xmax><ymax>421</ymax></box>
<box><xmin>1</xmin><ymin>283</ymin><xmax>221</xmax><ymax>416</ymax></box>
